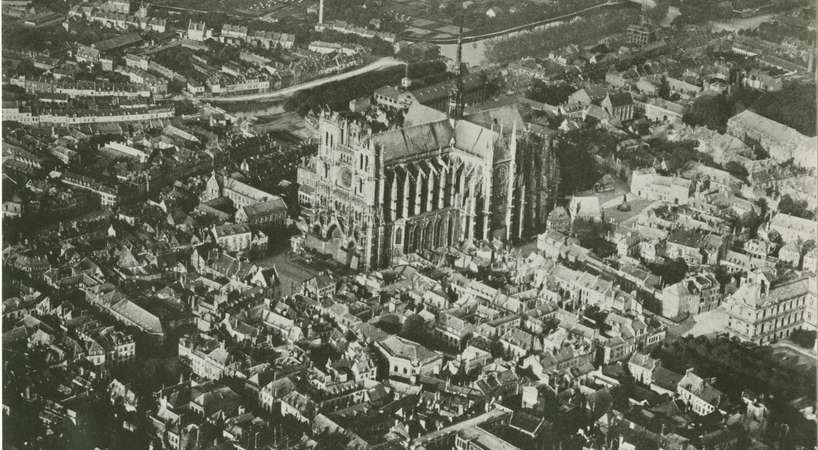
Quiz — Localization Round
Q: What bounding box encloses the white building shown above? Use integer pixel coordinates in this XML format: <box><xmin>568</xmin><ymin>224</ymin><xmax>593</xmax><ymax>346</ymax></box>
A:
<box><xmin>102</xmin><ymin>141</ymin><xmax>151</xmax><ymax>163</ymax></box>
<box><xmin>212</xmin><ymin>223</ymin><xmax>252</xmax><ymax>252</ymax></box>
<box><xmin>187</xmin><ymin>20</ymin><xmax>208</xmax><ymax>41</ymax></box>
<box><xmin>308</xmin><ymin>41</ymin><xmax>358</xmax><ymax>56</ymax></box>
<box><xmin>628</xmin><ymin>352</ymin><xmax>658</xmax><ymax>386</ymax></box>
<box><xmin>375</xmin><ymin>335</ymin><xmax>443</xmax><ymax>380</ymax></box>
<box><xmin>630</xmin><ymin>169</ymin><xmax>691</xmax><ymax>205</ymax></box>
<box><xmin>768</xmin><ymin>213</ymin><xmax>817</xmax><ymax>244</ymax></box>
<box><xmin>201</xmin><ymin>172</ymin><xmax>278</xmax><ymax>208</ymax></box>
<box><xmin>724</xmin><ymin>270</ymin><xmax>810</xmax><ymax>344</ymax></box>
<box><xmin>677</xmin><ymin>368</ymin><xmax>723</xmax><ymax>416</ymax></box>
<box><xmin>177</xmin><ymin>335</ymin><xmax>232</xmax><ymax>380</ymax></box>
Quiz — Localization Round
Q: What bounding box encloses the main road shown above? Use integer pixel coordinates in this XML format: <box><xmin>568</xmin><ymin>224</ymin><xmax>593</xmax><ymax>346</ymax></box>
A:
<box><xmin>198</xmin><ymin>57</ymin><xmax>405</xmax><ymax>103</ymax></box>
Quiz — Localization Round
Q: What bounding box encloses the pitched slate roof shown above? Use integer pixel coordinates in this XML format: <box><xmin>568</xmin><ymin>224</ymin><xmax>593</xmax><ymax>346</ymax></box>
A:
<box><xmin>110</xmin><ymin>298</ymin><xmax>163</xmax><ymax>335</ymax></box>
<box><xmin>242</xmin><ymin>197</ymin><xmax>287</xmax><ymax>218</ymax></box>
<box><xmin>373</xmin><ymin>117</ymin><xmax>500</xmax><ymax>162</ymax></box>
<box><xmin>606</xmin><ymin>92</ymin><xmax>633</xmax><ymax>108</ymax></box>
<box><xmin>378</xmin><ymin>335</ymin><xmax>441</xmax><ymax>364</ymax></box>
<box><xmin>373</xmin><ymin>120</ymin><xmax>453</xmax><ymax>162</ymax></box>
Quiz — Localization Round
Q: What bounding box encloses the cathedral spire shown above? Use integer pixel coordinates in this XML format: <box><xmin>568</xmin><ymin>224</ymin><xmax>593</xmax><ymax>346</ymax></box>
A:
<box><xmin>448</xmin><ymin>15</ymin><xmax>465</xmax><ymax>119</ymax></box>
<box><xmin>640</xmin><ymin>0</ymin><xmax>648</xmax><ymax>26</ymax></box>
<box><xmin>401</xmin><ymin>62</ymin><xmax>411</xmax><ymax>90</ymax></box>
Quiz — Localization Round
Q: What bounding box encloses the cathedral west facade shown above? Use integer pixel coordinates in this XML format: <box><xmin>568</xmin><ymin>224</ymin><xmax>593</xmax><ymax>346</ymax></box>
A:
<box><xmin>296</xmin><ymin>102</ymin><xmax>557</xmax><ymax>271</ymax></box>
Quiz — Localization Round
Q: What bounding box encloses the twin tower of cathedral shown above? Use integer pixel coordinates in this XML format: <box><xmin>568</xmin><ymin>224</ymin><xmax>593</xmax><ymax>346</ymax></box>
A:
<box><xmin>296</xmin><ymin>25</ymin><xmax>558</xmax><ymax>271</ymax></box>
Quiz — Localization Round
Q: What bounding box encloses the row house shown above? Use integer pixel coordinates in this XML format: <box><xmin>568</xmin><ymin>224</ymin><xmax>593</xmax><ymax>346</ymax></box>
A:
<box><xmin>549</xmin><ymin>264</ymin><xmax>614</xmax><ymax>309</ymax></box>
<box><xmin>677</xmin><ymin>368</ymin><xmax>724</xmax><ymax>416</ymax></box>
<box><xmin>79</xmin><ymin>325</ymin><xmax>135</xmax><ymax>367</ymax></box>
<box><xmin>178</xmin><ymin>334</ymin><xmax>236</xmax><ymax>380</ymax></box>
<box><xmin>630</xmin><ymin>169</ymin><xmax>692</xmax><ymax>205</ymax></box>
<box><xmin>434</xmin><ymin>312</ymin><xmax>473</xmax><ymax>349</ymax></box>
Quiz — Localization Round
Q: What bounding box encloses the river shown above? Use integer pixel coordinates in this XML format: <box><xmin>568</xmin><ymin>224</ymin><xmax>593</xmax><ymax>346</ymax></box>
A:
<box><xmin>710</xmin><ymin>13</ymin><xmax>775</xmax><ymax>32</ymax></box>
<box><xmin>221</xmin><ymin>6</ymin><xmax>776</xmax><ymax>118</ymax></box>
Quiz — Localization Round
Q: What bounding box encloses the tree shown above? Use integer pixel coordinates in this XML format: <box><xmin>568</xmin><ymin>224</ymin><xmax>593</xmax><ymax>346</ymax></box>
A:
<box><xmin>400</xmin><ymin>314</ymin><xmax>426</xmax><ymax>342</ymax></box>
<box><xmin>683</xmin><ymin>94</ymin><xmax>731</xmax><ymax>132</ymax></box>
<box><xmin>485</xmin><ymin>9</ymin><xmax>639</xmax><ymax>64</ymax></box>
<box><xmin>542</xmin><ymin>317</ymin><xmax>560</xmax><ymax>335</ymax></box>
<box><xmin>647</xmin><ymin>0</ymin><xmax>669</xmax><ymax>24</ymax></box>
<box><xmin>527</xmin><ymin>81</ymin><xmax>574</xmax><ymax>105</ymax></box>
<box><xmin>725</xmin><ymin>161</ymin><xmax>748</xmax><ymax>181</ymax></box>
<box><xmin>646</xmin><ymin>258</ymin><xmax>688</xmax><ymax>287</ymax></box>
<box><xmin>396</xmin><ymin>44</ymin><xmax>441</xmax><ymax>63</ymax></box>
<box><xmin>173</xmin><ymin>100</ymin><xmax>197</xmax><ymax>117</ymax></box>
<box><xmin>284</xmin><ymin>65</ymin><xmax>405</xmax><ymax>115</ymax></box>
<box><xmin>554</xmin><ymin>130</ymin><xmax>604</xmax><ymax>196</ymax></box>
<box><xmin>583</xmin><ymin>305</ymin><xmax>609</xmax><ymax>330</ymax></box>
<box><xmin>167</xmin><ymin>79</ymin><xmax>186</xmax><ymax>94</ymax></box>
<box><xmin>489</xmin><ymin>337</ymin><xmax>505</xmax><ymax>359</ymax></box>
<box><xmin>777</xmin><ymin>194</ymin><xmax>814</xmax><ymax>220</ymax></box>
<box><xmin>751</xmin><ymin>82</ymin><xmax>816</xmax><ymax>137</ymax></box>
<box><xmin>790</xmin><ymin>329</ymin><xmax>816</xmax><ymax>349</ymax></box>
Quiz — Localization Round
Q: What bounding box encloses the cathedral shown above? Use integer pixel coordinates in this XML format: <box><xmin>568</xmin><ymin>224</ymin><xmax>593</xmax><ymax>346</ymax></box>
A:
<box><xmin>296</xmin><ymin>33</ymin><xmax>557</xmax><ymax>271</ymax></box>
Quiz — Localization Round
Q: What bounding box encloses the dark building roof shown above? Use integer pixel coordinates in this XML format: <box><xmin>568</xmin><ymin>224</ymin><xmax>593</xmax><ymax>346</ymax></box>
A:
<box><xmin>652</xmin><ymin>367</ymin><xmax>683</xmax><ymax>392</ymax></box>
<box><xmin>606</xmin><ymin>92</ymin><xmax>633</xmax><ymax>108</ymax></box>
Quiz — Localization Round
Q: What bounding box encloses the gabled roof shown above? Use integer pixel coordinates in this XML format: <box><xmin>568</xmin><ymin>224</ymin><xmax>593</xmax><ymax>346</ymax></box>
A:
<box><xmin>110</xmin><ymin>298</ymin><xmax>163</xmax><ymax>335</ymax></box>
<box><xmin>193</xmin><ymin>385</ymin><xmax>241</xmax><ymax>416</ymax></box>
<box><xmin>374</xmin><ymin>85</ymin><xmax>401</xmax><ymax>99</ymax></box>
<box><xmin>377</xmin><ymin>335</ymin><xmax>441</xmax><ymax>364</ymax></box>
<box><xmin>453</xmin><ymin>119</ymin><xmax>501</xmax><ymax>160</ymax></box>
<box><xmin>628</xmin><ymin>352</ymin><xmax>658</xmax><ymax>371</ymax></box>
<box><xmin>373</xmin><ymin>120</ymin><xmax>453</xmax><ymax>162</ymax></box>
<box><xmin>463</xmin><ymin>104</ymin><xmax>524</xmax><ymax>133</ymax></box>
<box><xmin>241</xmin><ymin>197</ymin><xmax>287</xmax><ymax>217</ymax></box>
<box><xmin>403</xmin><ymin>102</ymin><xmax>448</xmax><ymax>127</ymax></box>
<box><xmin>728</xmin><ymin>109</ymin><xmax>813</xmax><ymax>146</ymax></box>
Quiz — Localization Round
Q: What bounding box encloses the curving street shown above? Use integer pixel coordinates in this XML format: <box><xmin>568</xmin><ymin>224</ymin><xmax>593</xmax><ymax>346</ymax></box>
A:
<box><xmin>198</xmin><ymin>57</ymin><xmax>405</xmax><ymax>103</ymax></box>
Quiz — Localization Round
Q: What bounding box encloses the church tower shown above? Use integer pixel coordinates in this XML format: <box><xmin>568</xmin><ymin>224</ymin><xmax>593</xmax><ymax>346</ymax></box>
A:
<box><xmin>447</xmin><ymin>19</ymin><xmax>465</xmax><ymax>119</ymax></box>
<box><xmin>136</xmin><ymin>1</ymin><xmax>148</xmax><ymax>18</ymax></box>
<box><xmin>400</xmin><ymin>63</ymin><xmax>412</xmax><ymax>90</ymax></box>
